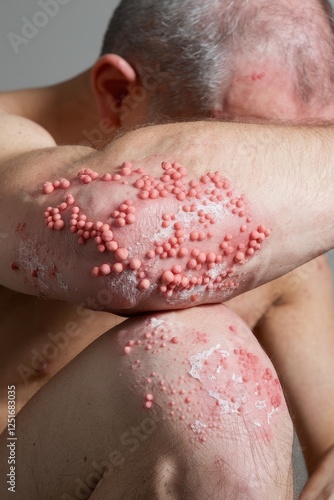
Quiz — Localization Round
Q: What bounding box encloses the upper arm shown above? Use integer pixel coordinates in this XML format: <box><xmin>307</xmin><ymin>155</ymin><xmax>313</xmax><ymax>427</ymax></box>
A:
<box><xmin>0</xmin><ymin>112</ymin><xmax>57</xmax><ymax>164</ymax></box>
<box><xmin>0</xmin><ymin>112</ymin><xmax>95</xmax><ymax>293</ymax></box>
<box><xmin>256</xmin><ymin>255</ymin><xmax>334</xmax><ymax>465</ymax></box>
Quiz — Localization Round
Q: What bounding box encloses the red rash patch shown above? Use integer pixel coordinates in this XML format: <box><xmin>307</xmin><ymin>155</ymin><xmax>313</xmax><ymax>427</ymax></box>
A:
<box><xmin>251</xmin><ymin>72</ymin><xmax>266</xmax><ymax>81</ymax></box>
<box><xmin>118</xmin><ymin>317</ymin><xmax>283</xmax><ymax>447</ymax></box>
<box><xmin>40</xmin><ymin>160</ymin><xmax>271</xmax><ymax>307</ymax></box>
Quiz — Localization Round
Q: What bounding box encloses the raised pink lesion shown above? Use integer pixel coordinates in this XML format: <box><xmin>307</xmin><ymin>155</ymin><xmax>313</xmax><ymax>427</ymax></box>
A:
<box><xmin>43</xmin><ymin>159</ymin><xmax>270</xmax><ymax>309</ymax></box>
<box><xmin>12</xmin><ymin>158</ymin><xmax>271</xmax><ymax>312</ymax></box>
<box><xmin>118</xmin><ymin>306</ymin><xmax>286</xmax><ymax>442</ymax></box>
<box><xmin>116</xmin><ymin>305</ymin><xmax>290</xmax><ymax>460</ymax></box>
<box><xmin>236</xmin><ymin>71</ymin><xmax>266</xmax><ymax>83</ymax></box>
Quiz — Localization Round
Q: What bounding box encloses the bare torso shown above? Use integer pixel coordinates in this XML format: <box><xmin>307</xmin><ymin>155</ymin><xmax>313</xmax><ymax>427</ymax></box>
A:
<box><xmin>0</xmin><ymin>286</ymin><xmax>124</xmax><ymax>429</ymax></box>
<box><xmin>0</xmin><ymin>266</ymin><xmax>285</xmax><ymax>431</ymax></box>
<box><xmin>0</xmin><ymin>87</ymin><xmax>331</xmax><ymax>443</ymax></box>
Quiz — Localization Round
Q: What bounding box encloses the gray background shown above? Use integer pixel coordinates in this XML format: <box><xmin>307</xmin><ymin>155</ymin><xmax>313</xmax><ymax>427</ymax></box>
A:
<box><xmin>1</xmin><ymin>0</ymin><xmax>334</xmax><ymax>496</ymax></box>
<box><xmin>0</xmin><ymin>0</ymin><xmax>120</xmax><ymax>90</ymax></box>
<box><xmin>1</xmin><ymin>0</ymin><xmax>334</xmax><ymax>91</ymax></box>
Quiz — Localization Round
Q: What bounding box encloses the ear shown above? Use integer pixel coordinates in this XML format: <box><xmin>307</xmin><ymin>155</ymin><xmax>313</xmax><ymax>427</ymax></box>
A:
<box><xmin>91</xmin><ymin>54</ymin><xmax>137</xmax><ymax>128</ymax></box>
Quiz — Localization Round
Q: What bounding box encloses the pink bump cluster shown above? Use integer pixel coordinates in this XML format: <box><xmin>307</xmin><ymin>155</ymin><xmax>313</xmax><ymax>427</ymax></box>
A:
<box><xmin>130</xmin><ymin>164</ymin><xmax>270</xmax><ymax>301</ymax></box>
<box><xmin>117</xmin><ymin>317</ymin><xmax>284</xmax><ymax>449</ymax></box>
<box><xmin>111</xmin><ymin>199</ymin><xmax>136</xmax><ymax>227</ymax></box>
<box><xmin>120</xmin><ymin>323</ymin><xmax>197</xmax><ymax>420</ymax></box>
<box><xmin>42</xmin><ymin>159</ymin><xmax>271</xmax><ymax>304</ymax></box>
<box><xmin>77</xmin><ymin>168</ymin><xmax>99</xmax><ymax>184</ymax></box>
<box><xmin>143</xmin><ymin>393</ymin><xmax>154</xmax><ymax>409</ymax></box>
<box><xmin>153</xmin><ymin>218</ymin><xmax>270</xmax><ymax>301</ymax></box>
<box><xmin>102</xmin><ymin>162</ymin><xmax>140</xmax><ymax>183</ymax></box>
<box><xmin>184</xmin><ymin>343</ymin><xmax>283</xmax><ymax>442</ymax></box>
<box><xmin>134</xmin><ymin>161</ymin><xmax>188</xmax><ymax>200</ymax></box>
<box><xmin>232</xmin><ymin>349</ymin><xmax>282</xmax><ymax>409</ymax></box>
<box><xmin>44</xmin><ymin>192</ymin><xmax>75</xmax><ymax>231</ymax></box>
<box><xmin>43</xmin><ymin>177</ymin><xmax>71</xmax><ymax>195</ymax></box>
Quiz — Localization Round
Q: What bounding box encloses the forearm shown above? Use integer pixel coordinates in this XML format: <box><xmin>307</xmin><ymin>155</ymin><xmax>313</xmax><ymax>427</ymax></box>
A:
<box><xmin>1</xmin><ymin>121</ymin><xmax>334</xmax><ymax>312</ymax></box>
<box><xmin>106</xmin><ymin>120</ymin><xmax>334</xmax><ymax>274</ymax></box>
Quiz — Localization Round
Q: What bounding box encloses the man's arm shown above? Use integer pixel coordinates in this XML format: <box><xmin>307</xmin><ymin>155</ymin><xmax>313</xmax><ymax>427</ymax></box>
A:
<box><xmin>300</xmin><ymin>445</ymin><xmax>334</xmax><ymax>499</ymax></box>
<box><xmin>0</xmin><ymin>305</ymin><xmax>294</xmax><ymax>500</ymax></box>
<box><xmin>0</xmin><ymin>113</ymin><xmax>95</xmax><ymax>296</ymax></box>
<box><xmin>1</xmin><ymin>116</ymin><xmax>334</xmax><ymax>313</ymax></box>
<box><xmin>254</xmin><ymin>255</ymin><xmax>334</xmax><ymax>471</ymax></box>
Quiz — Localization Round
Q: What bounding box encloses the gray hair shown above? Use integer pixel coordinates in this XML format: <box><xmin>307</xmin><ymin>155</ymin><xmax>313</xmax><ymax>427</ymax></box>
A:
<box><xmin>101</xmin><ymin>0</ymin><xmax>334</xmax><ymax>119</ymax></box>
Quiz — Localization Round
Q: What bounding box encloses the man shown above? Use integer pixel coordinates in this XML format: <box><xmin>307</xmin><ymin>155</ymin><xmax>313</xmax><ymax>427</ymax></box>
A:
<box><xmin>1</xmin><ymin>0</ymin><xmax>334</xmax><ymax>496</ymax></box>
<box><xmin>5</xmin><ymin>305</ymin><xmax>296</xmax><ymax>499</ymax></box>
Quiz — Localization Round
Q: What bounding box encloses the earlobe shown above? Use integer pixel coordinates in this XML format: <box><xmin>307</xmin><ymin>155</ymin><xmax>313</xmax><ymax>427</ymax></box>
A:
<box><xmin>91</xmin><ymin>54</ymin><xmax>137</xmax><ymax>128</ymax></box>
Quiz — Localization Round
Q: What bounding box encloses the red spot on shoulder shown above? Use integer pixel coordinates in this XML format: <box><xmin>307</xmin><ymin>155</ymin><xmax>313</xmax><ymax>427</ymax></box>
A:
<box><xmin>194</xmin><ymin>332</ymin><xmax>209</xmax><ymax>344</ymax></box>
<box><xmin>251</xmin><ymin>71</ymin><xmax>266</xmax><ymax>81</ymax></box>
<box><xmin>15</xmin><ymin>222</ymin><xmax>26</xmax><ymax>233</ymax></box>
<box><xmin>271</xmin><ymin>394</ymin><xmax>282</xmax><ymax>408</ymax></box>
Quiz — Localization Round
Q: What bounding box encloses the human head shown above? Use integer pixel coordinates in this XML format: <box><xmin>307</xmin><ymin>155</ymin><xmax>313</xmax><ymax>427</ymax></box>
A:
<box><xmin>92</xmin><ymin>0</ymin><xmax>334</xmax><ymax>128</ymax></box>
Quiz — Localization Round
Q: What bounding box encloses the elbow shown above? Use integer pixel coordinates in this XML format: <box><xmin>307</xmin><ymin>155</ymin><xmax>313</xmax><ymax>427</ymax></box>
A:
<box><xmin>41</xmin><ymin>160</ymin><xmax>271</xmax><ymax>314</ymax></box>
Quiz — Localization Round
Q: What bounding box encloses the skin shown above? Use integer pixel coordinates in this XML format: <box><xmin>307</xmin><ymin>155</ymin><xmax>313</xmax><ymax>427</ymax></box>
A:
<box><xmin>300</xmin><ymin>445</ymin><xmax>334</xmax><ymax>499</ymax></box>
<box><xmin>1</xmin><ymin>120</ymin><xmax>334</xmax><ymax>301</ymax></box>
<box><xmin>0</xmin><ymin>305</ymin><xmax>294</xmax><ymax>500</ymax></box>
<box><xmin>251</xmin><ymin>255</ymin><xmax>334</xmax><ymax>471</ymax></box>
<box><xmin>0</xmin><ymin>119</ymin><xmax>332</xmax><ymax>498</ymax></box>
<box><xmin>1</xmin><ymin>1</ymin><xmax>334</xmax><ymax>494</ymax></box>
<box><xmin>0</xmin><ymin>117</ymin><xmax>333</xmax><ymax>436</ymax></box>
<box><xmin>0</xmin><ymin>118</ymin><xmax>332</xmax><ymax>422</ymax></box>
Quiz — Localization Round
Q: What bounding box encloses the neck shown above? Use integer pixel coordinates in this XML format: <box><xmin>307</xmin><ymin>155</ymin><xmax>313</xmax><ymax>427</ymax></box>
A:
<box><xmin>0</xmin><ymin>70</ymin><xmax>101</xmax><ymax>145</ymax></box>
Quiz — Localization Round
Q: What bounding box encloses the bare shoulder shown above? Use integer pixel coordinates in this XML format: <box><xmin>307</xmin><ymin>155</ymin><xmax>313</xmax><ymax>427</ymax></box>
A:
<box><xmin>0</xmin><ymin>110</ymin><xmax>56</xmax><ymax>164</ymax></box>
